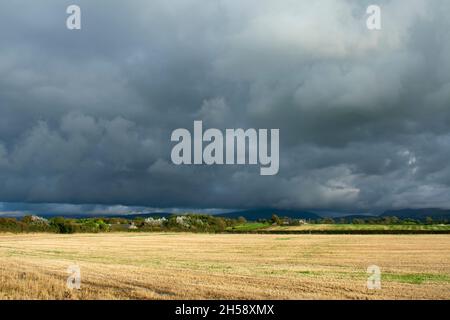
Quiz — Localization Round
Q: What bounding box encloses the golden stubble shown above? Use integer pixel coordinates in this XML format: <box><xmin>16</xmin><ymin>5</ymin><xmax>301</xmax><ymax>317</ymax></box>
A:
<box><xmin>0</xmin><ymin>233</ymin><xmax>449</xmax><ymax>300</ymax></box>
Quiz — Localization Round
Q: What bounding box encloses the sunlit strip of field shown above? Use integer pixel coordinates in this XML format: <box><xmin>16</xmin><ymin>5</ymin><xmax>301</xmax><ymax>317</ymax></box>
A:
<box><xmin>0</xmin><ymin>233</ymin><xmax>449</xmax><ymax>300</ymax></box>
<box><xmin>264</xmin><ymin>224</ymin><xmax>450</xmax><ymax>231</ymax></box>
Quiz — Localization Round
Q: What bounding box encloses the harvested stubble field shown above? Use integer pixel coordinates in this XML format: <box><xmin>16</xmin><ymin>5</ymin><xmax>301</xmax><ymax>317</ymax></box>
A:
<box><xmin>0</xmin><ymin>233</ymin><xmax>449</xmax><ymax>300</ymax></box>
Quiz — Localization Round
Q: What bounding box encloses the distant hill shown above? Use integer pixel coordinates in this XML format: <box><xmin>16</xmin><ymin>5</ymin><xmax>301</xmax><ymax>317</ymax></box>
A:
<box><xmin>113</xmin><ymin>212</ymin><xmax>173</xmax><ymax>220</ymax></box>
<box><xmin>216</xmin><ymin>209</ymin><xmax>321</xmax><ymax>221</ymax></box>
<box><xmin>38</xmin><ymin>212</ymin><xmax>173</xmax><ymax>220</ymax></box>
<box><xmin>335</xmin><ymin>214</ymin><xmax>379</xmax><ymax>222</ymax></box>
<box><xmin>381</xmin><ymin>208</ymin><xmax>450</xmax><ymax>221</ymax></box>
<box><xmin>9</xmin><ymin>208</ymin><xmax>450</xmax><ymax>222</ymax></box>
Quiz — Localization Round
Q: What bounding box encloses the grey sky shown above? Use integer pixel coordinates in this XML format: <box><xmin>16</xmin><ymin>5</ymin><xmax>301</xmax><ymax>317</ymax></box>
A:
<box><xmin>1</xmin><ymin>0</ymin><xmax>450</xmax><ymax>214</ymax></box>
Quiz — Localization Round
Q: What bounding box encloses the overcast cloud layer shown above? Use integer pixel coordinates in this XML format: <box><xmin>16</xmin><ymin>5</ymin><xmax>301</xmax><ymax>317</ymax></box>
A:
<box><xmin>1</xmin><ymin>0</ymin><xmax>450</xmax><ymax>212</ymax></box>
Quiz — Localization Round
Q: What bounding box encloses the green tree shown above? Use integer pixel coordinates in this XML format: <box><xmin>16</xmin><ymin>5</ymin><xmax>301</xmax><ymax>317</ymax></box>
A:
<box><xmin>21</xmin><ymin>215</ymin><xmax>34</xmax><ymax>224</ymax></box>
<box><xmin>271</xmin><ymin>214</ymin><xmax>281</xmax><ymax>225</ymax></box>
<box><xmin>322</xmin><ymin>218</ymin><xmax>335</xmax><ymax>224</ymax></box>
<box><xmin>237</xmin><ymin>216</ymin><xmax>247</xmax><ymax>224</ymax></box>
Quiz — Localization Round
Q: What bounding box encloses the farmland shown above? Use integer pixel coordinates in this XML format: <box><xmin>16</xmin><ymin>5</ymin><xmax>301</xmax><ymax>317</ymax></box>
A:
<box><xmin>264</xmin><ymin>224</ymin><xmax>450</xmax><ymax>232</ymax></box>
<box><xmin>267</xmin><ymin>224</ymin><xmax>450</xmax><ymax>230</ymax></box>
<box><xmin>227</xmin><ymin>223</ymin><xmax>450</xmax><ymax>234</ymax></box>
<box><xmin>0</xmin><ymin>233</ymin><xmax>449</xmax><ymax>300</ymax></box>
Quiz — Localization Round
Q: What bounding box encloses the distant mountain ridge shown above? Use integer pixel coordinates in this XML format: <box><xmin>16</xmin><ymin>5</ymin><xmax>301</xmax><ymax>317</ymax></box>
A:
<box><xmin>36</xmin><ymin>212</ymin><xmax>173</xmax><ymax>220</ymax></box>
<box><xmin>4</xmin><ymin>208</ymin><xmax>450</xmax><ymax>222</ymax></box>
<box><xmin>33</xmin><ymin>209</ymin><xmax>321</xmax><ymax>220</ymax></box>
<box><xmin>215</xmin><ymin>209</ymin><xmax>321</xmax><ymax>220</ymax></box>
<box><xmin>381</xmin><ymin>208</ymin><xmax>450</xmax><ymax>221</ymax></box>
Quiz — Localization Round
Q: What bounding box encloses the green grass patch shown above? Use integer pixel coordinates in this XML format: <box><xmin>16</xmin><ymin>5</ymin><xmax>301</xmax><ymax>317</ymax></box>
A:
<box><xmin>227</xmin><ymin>223</ymin><xmax>270</xmax><ymax>232</ymax></box>
<box><xmin>384</xmin><ymin>273</ymin><xmax>450</xmax><ymax>284</ymax></box>
<box><xmin>251</xmin><ymin>224</ymin><xmax>450</xmax><ymax>234</ymax></box>
<box><xmin>274</xmin><ymin>224</ymin><xmax>450</xmax><ymax>231</ymax></box>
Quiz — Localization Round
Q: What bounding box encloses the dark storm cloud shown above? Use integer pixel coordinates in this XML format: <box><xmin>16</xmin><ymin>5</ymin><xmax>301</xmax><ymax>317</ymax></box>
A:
<box><xmin>1</xmin><ymin>0</ymin><xmax>450</xmax><ymax>211</ymax></box>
